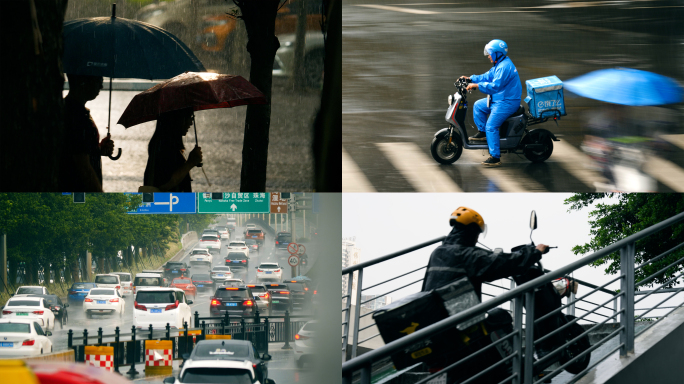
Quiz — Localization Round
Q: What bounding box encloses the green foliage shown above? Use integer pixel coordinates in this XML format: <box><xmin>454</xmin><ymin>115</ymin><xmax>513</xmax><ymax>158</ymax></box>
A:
<box><xmin>0</xmin><ymin>193</ymin><xmax>197</xmax><ymax>291</ymax></box>
<box><xmin>565</xmin><ymin>193</ymin><xmax>684</xmax><ymax>289</ymax></box>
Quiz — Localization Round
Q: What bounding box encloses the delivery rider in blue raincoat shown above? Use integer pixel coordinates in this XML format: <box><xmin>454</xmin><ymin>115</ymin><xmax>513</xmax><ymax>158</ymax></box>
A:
<box><xmin>460</xmin><ymin>40</ymin><xmax>522</xmax><ymax>167</ymax></box>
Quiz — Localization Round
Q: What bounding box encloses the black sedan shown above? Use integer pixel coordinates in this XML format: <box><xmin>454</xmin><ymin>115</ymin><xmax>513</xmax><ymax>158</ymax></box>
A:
<box><xmin>26</xmin><ymin>294</ymin><xmax>69</xmax><ymax>329</ymax></box>
<box><xmin>164</xmin><ymin>261</ymin><xmax>191</xmax><ymax>279</ymax></box>
<box><xmin>185</xmin><ymin>339</ymin><xmax>271</xmax><ymax>383</ymax></box>
<box><xmin>191</xmin><ymin>274</ymin><xmax>215</xmax><ymax>292</ymax></box>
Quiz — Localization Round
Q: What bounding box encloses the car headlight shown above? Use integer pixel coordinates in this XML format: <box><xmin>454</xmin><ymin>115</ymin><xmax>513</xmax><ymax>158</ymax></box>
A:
<box><xmin>448</xmin><ymin>94</ymin><xmax>453</xmax><ymax>106</ymax></box>
<box><xmin>150</xmin><ymin>9</ymin><xmax>165</xmax><ymax>18</ymax></box>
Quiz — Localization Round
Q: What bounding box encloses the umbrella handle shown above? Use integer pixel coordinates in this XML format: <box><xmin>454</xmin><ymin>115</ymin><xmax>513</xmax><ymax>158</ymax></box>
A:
<box><xmin>109</xmin><ymin>148</ymin><xmax>122</xmax><ymax>160</ymax></box>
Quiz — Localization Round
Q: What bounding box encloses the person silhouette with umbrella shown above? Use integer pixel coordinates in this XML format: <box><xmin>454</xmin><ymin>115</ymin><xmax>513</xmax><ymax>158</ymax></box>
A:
<box><xmin>59</xmin><ymin>74</ymin><xmax>115</xmax><ymax>192</ymax></box>
<box><xmin>144</xmin><ymin>108</ymin><xmax>203</xmax><ymax>192</ymax></box>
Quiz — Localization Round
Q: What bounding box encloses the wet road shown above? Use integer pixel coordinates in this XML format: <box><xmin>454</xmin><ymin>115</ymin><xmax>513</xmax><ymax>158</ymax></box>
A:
<box><xmin>342</xmin><ymin>0</ymin><xmax>684</xmax><ymax>192</ymax></box>
<box><xmin>47</xmin><ymin>225</ymin><xmax>317</xmax><ymax>383</ymax></box>
<box><xmin>64</xmin><ymin>77</ymin><xmax>320</xmax><ymax>192</ymax></box>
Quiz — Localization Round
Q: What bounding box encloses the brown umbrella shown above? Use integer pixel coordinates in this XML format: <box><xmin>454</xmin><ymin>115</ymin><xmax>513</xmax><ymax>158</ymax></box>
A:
<box><xmin>117</xmin><ymin>71</ymin><xmax>267</xmax><ymax>128</ymax></box>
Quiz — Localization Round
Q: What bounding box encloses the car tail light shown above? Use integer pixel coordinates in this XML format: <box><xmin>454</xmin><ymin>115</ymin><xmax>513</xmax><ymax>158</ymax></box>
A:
<box><xmin>314</xmin><ymin>290</ymin><xmax>317</xmax><ymax>295</ymax></box>
<box><xmin>260</xmin><ymin>293</ymin><xmax>269</xmax><ymax>299</ymax></box>
<box><xmin>226</xmin><ymin>287</ymin><xmax>238</xmax><ymax>290</ymax></box>
<box><xmin>253</xmin><ymin>364</ymin><xmax>257</xmax><ymax>369</ymax></box>
<box><xmin>68</xmin><ymin>290</ymin><xmax>76</xmax><ymax>294</ymax></box>
<box><xmin>304</xmin><ymin>287</ymin><xmax>309</xmax><ymax>291</ymax></box>
<box><xmin>32</xmin><ymin>311</ymin><xmax>44</xmax><ymax>315</ymax></box>
<box><xmin>275</xmin><ymin>241</ymin><xmax>279</xmax><ymax>244</ymax></box>
<box><xmin>22</xmin><ymin>339</ymin><xmax>36</xmax><ymax>346</ymax></box>
<box><xmin>84</xmin><ymin>298</ymin><xmax>93</xmax><ymax>302</ymax></box>
<box><xmin>279</xmin><ymin>291</ymin><xmax>289</xmax><ymax>294</ymax></box>
<box><xmin>275</xmin><ymin>269</ymin><xmax>281</xmax><ymax>273</ymax></box>
<box><xmin>211</xmin><ymin>299</ymin><xmax>220</xmax><ymax>306</ymax></box>
<box><xmin>2</xmin><ymin>310</ymin><xmax>11</xmax><ymax>315</ymax></box>
<box><xmin>243</xmin><ymin>300</ymin><xmax>253</xmax><ymax>306</ymax></box>
<box><xmin>110</xmin><ymin>298</ymin><xmax>119</xmax><ymax>303</ymax></box>
<box><xmin>181</xmin><ymin>269</ymin><xmax>186</xmax><ymax>272</ymax></box>
<box><xmin>165</xmin><ymin>300</ymin><xmax>179</xmax><ymax>311</ymax></box>
<box><xmin>54</xmin><ymin>306</ymin><xmax>61</xmax><ymax>310</ymax></box>
<box><xmin>257</xmin><ymin>269</ymin><xmax>263</xmax><ymax>272</ymax></box>
<box><xmin>115</xmin><ymin>286</ymin><xmax>121</xmax><ymax>289</ymax></box>
<box><xmin>295</xmin><ymin>334</ymin><xmax>309</xmax><ymax>340</ymax></box>
<box><xmin>134</xmin><ymin>301</ymin><xmax>147</xmax><ymax>311</ymax></box>
<box><xmin>241</xmin><ymin>260</ymin><xmax>246</xmax><ymax>263</ymax></box>
<box><xmin>165</xmin><ymin>269</ymin><xmax>170</xmax><ymax>271</ymax></box>
<box><xmin>247</xmin><ymin>285</ymin><xmax>255</xmax><ymax>288</ymax></box>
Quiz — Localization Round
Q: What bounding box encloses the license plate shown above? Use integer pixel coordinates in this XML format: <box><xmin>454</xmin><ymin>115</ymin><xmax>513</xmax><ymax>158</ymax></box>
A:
<box><xmin>217</xmin><ymin>274</ymin><xmax>224</xmax><ymax>277</ymax></box>
<box><xmin>97</xmin><ymin>300</ymin><xmax>106</xmax><ymax>304</ymax></box>
<box><xmin>172</xmin><ymin>271</ymin><xmax>178</xmax><ymax>273</ymax></box>
<box><xmin>272</xmin><ymin>300</ymin><xmax>279</xmax><ymax>303</ymax></box>
<box><xmin>232</xmin><ymin>261</ymin><xmax>240</xmax><ymax>263</ymax></box>
<box><xmin>266</xmin><ymin>271</ymin><xmax>272</xmax><ymax>274</ymax></box>
<box><xmin>17</xmin><ymin>313</ymin><xmax>28</xmax><ymax>316</ymax></box>
<box><xmin>197</xmin><ymin>285</ymin><xmax>204</xmax><ymax>287</ymax></box>
<box><xmin>226</xmin><ymin>303</ymin><xmax>237</xmax><ymax>307</ymax></box>
<box><xmin>197</xmin><ymin>258</ymin><xmax>203</xmax><ymax>261</ymax></box>
<box><xmin>0</xmin><ymin>342</ymin><xmax>13</xmax><ymax>347</ymax></box>
<box><xmin>151</xmin><ymin>308</ymin><xmax>162</xmax><ymax>313</ymax></box>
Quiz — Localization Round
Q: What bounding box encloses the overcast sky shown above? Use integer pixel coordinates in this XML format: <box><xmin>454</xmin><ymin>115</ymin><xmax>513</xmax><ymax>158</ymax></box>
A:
<box><xmin>343</xmin><ymin>193</ymin><xmax>682</xmax><ymax>322</ymax></box>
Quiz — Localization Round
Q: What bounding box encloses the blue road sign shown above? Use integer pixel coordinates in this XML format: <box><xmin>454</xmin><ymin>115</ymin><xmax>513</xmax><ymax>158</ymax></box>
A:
<box><xmin>128</xmin><ymin>193</ymin><xmax>196</xmax><ymax>214</ymax></box>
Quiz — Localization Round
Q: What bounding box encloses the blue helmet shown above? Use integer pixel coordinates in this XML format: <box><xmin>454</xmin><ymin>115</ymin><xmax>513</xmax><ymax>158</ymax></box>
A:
<box><xmin>484</xmin><ymin>39</ymin><xmax>508</xmax><ymax>63</ymax></box>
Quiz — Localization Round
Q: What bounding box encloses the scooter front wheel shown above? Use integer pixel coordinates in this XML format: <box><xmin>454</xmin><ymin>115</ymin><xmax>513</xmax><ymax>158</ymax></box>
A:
<box><xmin>431</xmin><ymin>134</ymin><xmax>462</xmax><ymax>164</ymax></box>
<box><xmin>559</xmin><ymin>315</ymin><xmax>591</xmax><ymax>374</ymax></box>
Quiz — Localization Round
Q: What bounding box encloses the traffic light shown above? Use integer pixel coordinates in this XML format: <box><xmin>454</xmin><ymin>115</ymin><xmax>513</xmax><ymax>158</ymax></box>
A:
<box><xmin>73</xmin><ymin>193</ymin><xmax>85</xmax><ymax>203</ymax></box>
<box><xmin>142</xmin><ymin>193</ymin><xmax>154</xmax><ymax>203</ymax></box>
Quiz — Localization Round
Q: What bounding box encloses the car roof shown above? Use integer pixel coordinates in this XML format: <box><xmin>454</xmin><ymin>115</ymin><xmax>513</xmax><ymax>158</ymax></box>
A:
<box><xmin>136</xmin><ymin>287</ymin><xmax>183</xmax><ymax>292</ymax></box>
<box><xmin>0</xmin><ymin>318</ymin><xmax>36</xmax><ymax>325</ymax></box>
<box><xmin>111</xmin><ymin>272</ymin><xmax>131</xmax><ymax>276</ymax></box>
<box><xmin>8</xmin><ymin>297</ymin><xmax>43</xmax><ymax>303</ymax></box>
<box><xmin>192</xmin><ymin>247</ymin><xmax>210</xmax><ymax>251</ymax></box>
<box><xmin>259</xmin><ymin>263</ymin><xmax>280</xmax><ymax>267</ymax></box>
<box><xmin>182</xmin><ymin>359</ymin><xmax>254</xmax><ymax>374</ymax></box>
<box><xmin>230</xmin><ymin>241</ymin><xmax>246</xmax><ymax>244</ymax></box>
<box><xmin>95</xmin><ymin>274</ymin><xmax>119</xmax><ymax>277</ymax></box>
<box><xmin>16</xmin><ymin>286</ymin><xmax>44</xmax><ymax>289</ymax></box>
<box><xmin>136</xmin><ymin>272</ymin><xmax>163</xmax><ymax>277</ymax></box>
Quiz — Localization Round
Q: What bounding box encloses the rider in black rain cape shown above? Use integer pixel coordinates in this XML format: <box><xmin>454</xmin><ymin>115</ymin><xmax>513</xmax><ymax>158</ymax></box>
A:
<box><xmin>421</xmin><ymin>206</ymin><xmax>548</xmax><ymax>298</ymax></box>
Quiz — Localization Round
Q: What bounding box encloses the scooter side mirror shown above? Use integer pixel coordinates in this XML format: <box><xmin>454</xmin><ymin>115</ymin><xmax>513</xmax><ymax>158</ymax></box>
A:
<box><xmin>530</xmin><ymin>210</ymin><xmax>538</xmax><ymax>230</ymax></box>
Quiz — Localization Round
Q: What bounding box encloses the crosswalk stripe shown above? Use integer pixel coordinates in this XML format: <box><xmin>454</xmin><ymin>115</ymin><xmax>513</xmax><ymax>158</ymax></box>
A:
<box><xmin>551</xmin><ymin>140</ymin><xmax>608</xmax><ymax>189</ymax></box>
<box><xmin>661</xmin><ymin>134</ymin><xmax>684</xmax><ymax>150</ymax></box>
<box><xmin>459</xmin><ymin>150</ymin><xmax>546</xmax><ymax>192</ymax></box>
<box><xmin>376</xmin><ymin>142</ymin><xmax>463</xmax><ymax>192</ymax></box>
<box><xmin>342</xmin><ymin>148</ymin><xmax>376</xmax><ymax>192</ymax></box>
<box><xmin>644</xmin><ymin>157</ymin><xmax>684</xmax><ymax>192</ymax></box>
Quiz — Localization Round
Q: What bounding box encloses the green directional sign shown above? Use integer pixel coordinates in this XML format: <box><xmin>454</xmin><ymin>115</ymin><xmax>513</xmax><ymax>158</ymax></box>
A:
<box><xmin>197</xmin><ymin>192</ymin><xmax>269</xmax><ymax>213</ymax></box>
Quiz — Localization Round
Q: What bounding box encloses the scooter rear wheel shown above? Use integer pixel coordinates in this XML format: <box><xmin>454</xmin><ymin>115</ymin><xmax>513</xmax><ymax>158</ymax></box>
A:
<box><xmin>559</xmin><ymin>315</ymin><xmax>591</xmax><ymax>374</ymax></box>
<box><xmin>431</xmin><ymin>134</ymin><xmax>463</xmax><ymax>164</ymax></box>
<box><xmin>523</xmin><ymin>131</ymin><xmax>554</xmax><ymax>163</ymax></box>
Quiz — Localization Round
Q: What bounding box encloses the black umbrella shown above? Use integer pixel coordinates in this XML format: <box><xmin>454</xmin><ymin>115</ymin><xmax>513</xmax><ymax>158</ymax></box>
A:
<box><xmin>63</xmin><ymin>3</ymin><xmax>206</xmax><ymax>160</ymax></box>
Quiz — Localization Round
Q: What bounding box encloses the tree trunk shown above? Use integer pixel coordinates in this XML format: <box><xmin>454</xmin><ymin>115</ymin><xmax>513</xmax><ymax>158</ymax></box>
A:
<box><xmin>235</xmin><ymin>0</ymin><xmax>281</xmax><ymax>192</ymax></box>
<box><xmin>313</xmin><ymin>0</ymin><xmax>341</xmax><ymax>191</ymax></box>
<box><xmin>98</xmin><ymin>256</ymin><xmax>106</xmax><ymax>274</ymax></box>
<box><xmin>0</xmin><ymin>0</ymin><xmax>68</xmax><ymax>191</ymax></box>
<box><xmin>70</xmin><ymin>257</ymin><xmax>80</xmax><ymax>283</ymax></box>
<box><xmin>291</xmin><ymin>0</ymin><xmax>308</xmax><ymax>89</ymax></box>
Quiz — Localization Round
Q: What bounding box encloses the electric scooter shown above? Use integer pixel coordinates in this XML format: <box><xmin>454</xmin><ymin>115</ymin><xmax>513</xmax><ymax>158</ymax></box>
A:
<box><xmin>430</xmin><ymin>78</ymin><xmax>562</xmax><ymax>165</ymax></box>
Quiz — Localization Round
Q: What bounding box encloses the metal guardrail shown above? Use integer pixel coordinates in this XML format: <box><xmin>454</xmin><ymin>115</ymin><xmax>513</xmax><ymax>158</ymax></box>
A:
<box><xmin>342</xmin><ymin>211</ymin><xmax>684</xmax><ymax>384</ymax></box>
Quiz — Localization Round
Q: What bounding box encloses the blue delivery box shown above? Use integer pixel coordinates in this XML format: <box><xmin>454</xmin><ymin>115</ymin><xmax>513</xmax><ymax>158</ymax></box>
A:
<box><xmin>524</xmin><ymin>76</ymin><xmax>567</xmax><ymax>119</ymax></box>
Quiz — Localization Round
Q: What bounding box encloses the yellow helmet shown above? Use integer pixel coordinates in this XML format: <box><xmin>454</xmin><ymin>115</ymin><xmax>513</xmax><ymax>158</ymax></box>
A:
<box><xmin>449</xmin><ymin>207</ymin><xmax>485</xmax><ymax>232</ymax></box>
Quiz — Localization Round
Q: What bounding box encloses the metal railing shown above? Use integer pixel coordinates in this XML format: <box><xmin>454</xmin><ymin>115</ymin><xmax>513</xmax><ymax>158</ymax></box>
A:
<box><xmin>342</xmin><ymin>211</ymin><xmax>684</xmax><ymax>384</ymax></box>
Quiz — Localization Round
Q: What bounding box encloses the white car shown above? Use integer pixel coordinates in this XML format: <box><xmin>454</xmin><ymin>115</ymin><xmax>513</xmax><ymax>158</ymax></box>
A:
<box><xmin>221</xmin><ymin>278</ymin><xmax>244</xmax><ymax>287</ymax></box>
<box><xmin>2</xmin><ymin>297</ymin><xmax>55</xmax><ymax>331</ymax></box>
<box><xmin>134</xmin><ymin>272</ymin><xmax>165</xmax><ymax>294</ymax></box>
<box><xmin>133</xmin><ymin>288</ymin><xmax>193</xmax><ymax>329</ymax></box>
<box><xmin>0</xmin><ymin>319</ymin><xmax>53</xmax><ymax>356</ymax></box>
<box><xmin>14</xmin><ymin>286</ymin><xmax>49</xmax><ymax>296</ymax></box>
<box><xmin>227</xmin><ymin>241</ymin><xmax>249</xmax><ymax>257</ymax></box>
<box><xmin>199</xmin><ymin>234</ymin><xmax>221</xmax><ymax>254</ymax></box>
<box><xmin>243</xmin><ymin>224</ymin><xmax>257</xmax><ymax>235</ymax></box>
<box><xmin>210</xmin><ymin>266</ymin><xmax>233</xmax><ymax>284</ymax></box>
<box><xmin>83</xmin><ymin>288</ymin><xmax>125</xmax><ymax>318</ymax></box>
<box><xmin>111</xmin><ymin>272</ymin><xmax>133</xmax><ymax>296</ymax></box>
<box><xmin>94</xmin><ymin>274</ymin><xmax>123</xmax><ymax>296</ymax></box>
<box><xmin>215</xmin><ymin>226</ymin><xmax>230</xmax><ymax>240</ymax></box>
<box><xmin>294</xmin><ymin>320</ymin><xmax>317</xmax><ymax>368</ymax></box>
<box><xmin>167</xmin><ymin>359</ymin><xmax>265</xmax><ymax>384</ymax></box>
<box><xmin>246</xmin><ymin>284</ymin><xmax>269</xmax><ymax>309</ymax></box>
<box><xmin>189</xmin><ymin>248</ymin><xmax>213</xmax><ymax>265</ymax></box>
<box><xmin>256</xmin><ymin>263</ymin><xmax>283</xmax><ymax>282</ymax></box>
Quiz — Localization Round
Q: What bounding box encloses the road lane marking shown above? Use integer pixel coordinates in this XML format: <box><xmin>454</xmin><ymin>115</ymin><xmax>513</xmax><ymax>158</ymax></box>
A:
<box><xmin>343</xmin><ymin>147</ymin><xmax>377</xmax><ymax>192</ymax></box>
<box><xmin>644</xmin><ymin>157</ymin><xmax>684</xmax><ymax>192</ymax></box>
<box><xmin>376</xmin><ymin>142</ymin><xmax>463</xmax><ymax>192</ymax></box>
<box><xmin>354</xmin><ymin>4</ymin><xmax>438</xmax><ymax>14</ymax></box>
<box><xmin>551</xmin><ymin>140</ymin><xmax>608</xmax><ymax>188</ymax></box>
<box><xmin>459</xmin><ymin>150</ymin><xmax>546</xmax><ymax>192</ymax></box>
<box><xmin>661</xmin><ymin>134</ymin><xmax>684</xmax><ymax>150</ymax></box>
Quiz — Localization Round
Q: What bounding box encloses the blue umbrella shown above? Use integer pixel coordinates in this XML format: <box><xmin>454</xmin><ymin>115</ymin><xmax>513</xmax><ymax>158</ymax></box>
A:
<box><xmin>564</xmin><ymin>68</ymin><xmax>683</xmax><ymax>106</ymax></box>
<box><xmin>63</xmin><ymin>4</ymin><xmax>205</xmax><ymax>160</ymax></box>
